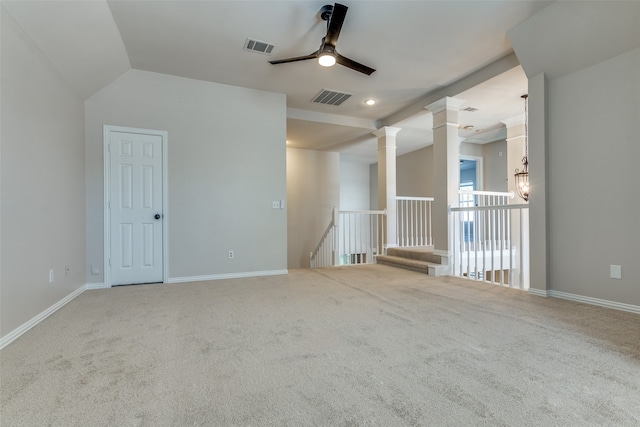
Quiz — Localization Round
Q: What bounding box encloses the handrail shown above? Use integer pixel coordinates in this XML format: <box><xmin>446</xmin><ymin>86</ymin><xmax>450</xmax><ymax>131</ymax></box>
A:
<box><xmin>310</xmin><ymin>216</ymin><xmax>335</xmax><ymax>257</ymax></box>
<box><xmin>396</xmin><ymin>196</ymin><xmax>435</xmax><ymax>201</ymax></box>
<box><xmin>451</xmin><ymin>204</ymin><xmax>529</xmax><ymax>212</ymax></box>
<box><xmin>458</xmin><ymin>190</ymin><xmax>514</xmax><ymax>198</ymax></box>
<box><xmin>340</xmin><ymin>209</ymin><xmax>386</xmax><ymax>215</ymax></box>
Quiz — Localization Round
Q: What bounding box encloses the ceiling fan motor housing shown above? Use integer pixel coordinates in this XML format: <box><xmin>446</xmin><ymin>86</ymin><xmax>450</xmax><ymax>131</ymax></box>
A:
<box><xmin>319</xmin><ymin>5</ymin><xmax>334</xmax><ymax>22</ymax></box>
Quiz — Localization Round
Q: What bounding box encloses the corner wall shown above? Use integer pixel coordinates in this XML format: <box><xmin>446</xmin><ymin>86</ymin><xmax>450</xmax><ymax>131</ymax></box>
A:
<box><xmin>396</xmin><ymin>146</ymin><xmax>434</xmax><ymax>197</ymax></box>
<box><xmin>286</xmin><ymin>148</ymin><xmax>340</xmax><ymax>269</ymax></box>
<box><xmin>85</xmin><ymin>70</ymin><xmax>287</xmax><ymax>282</ymax></box>
<box><xmin>482</xmin><ymin>140</ymin><xmax>508</xmax><ymax>192</ymax></box>
<box><xmin>547</xmin><ymin>48</ymin><xmax>640</xmax><ymax>305</ymax></box>
<box><xmin>340</xmin><ymin>157</ymin><xmax>370</xmax><ymax>211</ymax></box>
<box><xmin>1</xmin><ymin>9</ymin><xmax>86</xmax><ymax>336</ymax></box>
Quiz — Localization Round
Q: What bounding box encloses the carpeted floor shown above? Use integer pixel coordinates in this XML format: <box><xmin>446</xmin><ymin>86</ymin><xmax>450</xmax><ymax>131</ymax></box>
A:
<box><xmin>1</xmin><ymin>264</ymin><xmax>639</xmax><ymax>426</ymax></box>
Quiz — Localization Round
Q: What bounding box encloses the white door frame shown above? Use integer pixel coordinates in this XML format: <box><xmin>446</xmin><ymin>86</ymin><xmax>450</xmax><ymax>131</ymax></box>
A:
<box><xmin>459</xmin><ymin>154</ymin><xmax>483</xmax><ymax>191</ymax></box>
<box><xmin>103</xmin><ymin>125</ymin><xmax>169</xmax><ymax>287</ymax></box>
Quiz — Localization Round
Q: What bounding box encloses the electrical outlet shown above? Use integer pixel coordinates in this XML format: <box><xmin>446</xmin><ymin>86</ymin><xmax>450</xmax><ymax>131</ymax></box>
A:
<box><xmin>228</xmin><ymin>250</ymin><xmax>234</xmax><ymax>259</ymax></box>
<box><xmin>272</xmin><ymin>200</ymin><xmax>280</xmax><ymax>209</ymax></box>
<box><xmin>49</xmin><ymin>269</ymin><xmax>54</xmax><ymax>283</ymax></box>
<box><xmin>610</xmin><ymin>264</ymin><xmax>622</xmax><ymax>279</ymax></box>
<box><xmin>91</xmin><ymin>265</ymin><xmax>100</xmax><ymax>275</ymax></box>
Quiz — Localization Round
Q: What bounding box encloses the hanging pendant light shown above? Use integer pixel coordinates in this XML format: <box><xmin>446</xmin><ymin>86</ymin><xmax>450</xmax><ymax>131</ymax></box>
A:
<box><xmin>514</xmin><ymin>94</ymin><xmax>529</xmax><ymax>202</ymax></box>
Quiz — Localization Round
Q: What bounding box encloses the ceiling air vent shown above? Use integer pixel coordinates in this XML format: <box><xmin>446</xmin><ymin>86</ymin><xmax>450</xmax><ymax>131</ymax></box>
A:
<box><xmin>244</xmin><ymin>38</ymin><xmax>274</xmax><ymax>55</ymax></box>
<box><xmin>311</xmin><ymin>89</ymin><xmax>352</xmax><ymax>106</ymax></box>
<box><xmin>461</xmin><ymin>106</ymin><xmax>479</xmax><ymax>112</ymax></box>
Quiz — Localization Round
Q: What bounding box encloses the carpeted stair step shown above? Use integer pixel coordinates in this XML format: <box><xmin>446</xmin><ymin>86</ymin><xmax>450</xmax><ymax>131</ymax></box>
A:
<box><xmin>386</xmin><ymin>246</ymin><xmax>441</xmax><ymax>264</ymax></box>
<box><xmin>376</xmin><ymin>255</ymin><xmax>448</xmax><ymax>276</ymax></box>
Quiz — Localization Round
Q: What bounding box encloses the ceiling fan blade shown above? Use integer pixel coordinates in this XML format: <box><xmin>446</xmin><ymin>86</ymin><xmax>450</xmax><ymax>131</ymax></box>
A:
<box><xmin>269</xmin><ymin>51</ymin><xmax>319</xmax><ymax>65</ymax></box>
<box><xmin>335</xmin><ymin>53</ymin><xmax>376</xmax><ymax>75</ymax></box>
<box><xmin>325</xmin><ymin>3</ymin><xmax>348</xmax><ymax>46</ymax></box>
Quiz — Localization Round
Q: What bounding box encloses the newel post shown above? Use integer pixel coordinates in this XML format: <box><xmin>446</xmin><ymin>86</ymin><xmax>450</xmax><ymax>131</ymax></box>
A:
<box><xmin>332</xmin><ymin>206</ymin><xmax>339</xmax><ymax>266</ymax></box>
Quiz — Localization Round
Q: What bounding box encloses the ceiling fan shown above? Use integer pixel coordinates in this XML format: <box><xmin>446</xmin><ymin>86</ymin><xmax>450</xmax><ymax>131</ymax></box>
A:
<box><xmin>269</xmin><ymin>3</ymin><xmax>376</xmax><ymax>75</ymax></box>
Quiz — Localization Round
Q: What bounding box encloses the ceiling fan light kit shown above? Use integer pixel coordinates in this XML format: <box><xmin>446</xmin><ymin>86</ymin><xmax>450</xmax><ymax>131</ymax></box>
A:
<box><xmin>318</xmin><ymin>52</ymin><xmax>336</xmax><ymax>67</ymax></box>
<box><xmin>269</xmin><ymin>3</ymin><xmax>376</xmax><ymax>75</ymax></box>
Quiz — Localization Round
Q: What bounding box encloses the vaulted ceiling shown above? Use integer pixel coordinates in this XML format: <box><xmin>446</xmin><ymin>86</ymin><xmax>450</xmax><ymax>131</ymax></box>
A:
<box><xmin>6</xmin><ymin>1</ymin><xmax>635</xmax><ymax>163</ymax></box>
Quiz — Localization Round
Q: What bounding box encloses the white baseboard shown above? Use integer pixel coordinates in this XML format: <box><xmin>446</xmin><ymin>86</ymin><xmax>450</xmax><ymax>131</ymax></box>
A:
<box><xmin>528</xmin><ymin>288</ymin><xmax>549</xmax><ymax>297</ymax></box>
<box><xmin>168</xmin><ymin>269</ymin><xmax>288</xmax><ymax>284</ymax></box>
<box><xmin>0</xmin><ymin>285</ymin><xmax>86</xmax><ymax>350</ymax></box>
<box><xmin>86</xmin><ymin>282</ymin><xmax>107</xmax><ymax>290</ymax></box>
<box><xmin>548</xmin><ymin>290</ymin><xmax>640</xmax><ymax>314</ymax></box>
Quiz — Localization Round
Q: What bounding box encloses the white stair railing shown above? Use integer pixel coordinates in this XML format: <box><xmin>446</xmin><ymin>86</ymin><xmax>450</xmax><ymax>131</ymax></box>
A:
<box><xmin>450</xmin><ymin>198</ymin><xmax>530</xmax><ymax>290</ymax></box>
<box><xmin>396</xmin><ymin>196</ymin><xmax>434</xmax><ymax>247</ymax></box>
<box><xmin>458</xmin><ymin>190</ymin><xmax>514</xmax><ymax>208</ymax></box>
<box><xmin>310</xmin><ymin>207</ymin><xmax>387</xmax><ymax>268</ymax></box>
<box><xmin>309</xmin><ymin>208</ymin><xmax>338</xmax><ymax>269</ymax></box>
<box><xmin>338</xmin><ymin>210</ymin><xmax>386</xmax><ymax>266</ymax></box>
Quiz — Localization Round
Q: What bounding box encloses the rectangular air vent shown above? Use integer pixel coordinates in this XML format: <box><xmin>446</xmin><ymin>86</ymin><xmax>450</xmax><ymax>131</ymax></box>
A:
<box><xmin>243</xmin><ymin>38</ymin><xmax>274</xmax><ymax>55</ymax></box>
<box><xmin>461</xmin><ymin>106</ymin><xmax>479</xmax><ymax>112</ymax></box>
<box><xmin>311</xmin><ymin>89</ymin><xmax>352</xmax><ymax>106</ymax></box>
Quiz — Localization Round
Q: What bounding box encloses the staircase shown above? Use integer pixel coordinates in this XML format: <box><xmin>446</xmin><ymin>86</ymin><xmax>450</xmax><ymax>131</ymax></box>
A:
<box><xmin>376</xmin><ymin>246</ymin><xmax>448</xmax><ymax>276</ymax></box>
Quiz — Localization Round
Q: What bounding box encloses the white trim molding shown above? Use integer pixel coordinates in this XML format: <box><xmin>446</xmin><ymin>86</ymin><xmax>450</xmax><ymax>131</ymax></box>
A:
<box><xmin>168</xmin><ymin>269</ymin><xmax>288</xmax><ymax>284</ymax></box>
<box><xmin>86</xmin><ymin>283</ymin><xmax>108</xmax><ymax>290</ymax></box>
<box><xmin>548</xmin><ymin>290</ymin><xmax>640</xmax><ymax>315</ymax></box>
<box><xmin>0</xmin><ymin>286</ymin><xmax>86</xmax><ymax>350</ymax></box>
<box><xmin>528</xmin><ymin>288</ymin><xmax>549</xmax><ymax>297</ymax></box>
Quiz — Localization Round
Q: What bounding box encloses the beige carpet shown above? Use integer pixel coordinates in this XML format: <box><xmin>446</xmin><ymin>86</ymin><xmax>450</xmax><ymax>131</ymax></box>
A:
<box><xmin>1</xmin><ymin>265</ymin><xmax>639</xmax><ymax>426</ymax></box>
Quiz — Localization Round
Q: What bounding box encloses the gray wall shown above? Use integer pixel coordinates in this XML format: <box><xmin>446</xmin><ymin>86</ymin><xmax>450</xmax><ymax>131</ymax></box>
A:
<box><xmin>396</xmin><ymin>146</ymin><xmax>434</xmax><ymax>197</ymax></box>
<box><xmin>547</xmin><ymin>47</ymin><xmax>639</xmax><ymax>305</ymax></box>
<box><xmin>85</xmin><ymin>70</ymin><xmax>287</xmax><ymax>281</ymax></box>
<box><xmin>394</xmin><ymin>141</ymin><xmax>509</xmax><ymax>196</ymax></box>
<box><xmin>369</xmin><ymin>163</ymin><xmax>378</xmax><ymax>210</ymax></box>
<box><xmin>482</xmin><ymin>140</ymin><xmax>508</xmax><ymax>192</ymax></box>
<box><xmin>340</xmin><ymin>157</ymin><xmax>370</xmax><ymax>211</ymax></box>
<box><xmin>286</xmin><ymin>148</ymin><xmax>340</xmax><ymax>269</ymax></box>
<box><xmin>460</xmin><ymin>142</ymin><xmax>482</xmax><ymax>158</ymax></box>
<box><xmin>1</xmin><ymin>10</ymin><xmax>86</xmax><ymax>336</ymax></box>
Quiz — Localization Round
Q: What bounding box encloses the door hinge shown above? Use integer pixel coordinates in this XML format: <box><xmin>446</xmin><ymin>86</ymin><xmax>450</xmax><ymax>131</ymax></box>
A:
<box><xmin>108</xmin><ymin>258</ymin><xmax>112</xmax><ymax>267</ymax></box>
<box><xmin>107</xmin><ymin>143</ymin><xmax>112</xmax><ymax>153</ymax></box>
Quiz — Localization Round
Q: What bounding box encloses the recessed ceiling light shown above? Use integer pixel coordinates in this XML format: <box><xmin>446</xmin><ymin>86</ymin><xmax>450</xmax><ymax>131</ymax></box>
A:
<box><xmin>364</xmin><ymin>99</ymin><xmax>376</xmax><ymax>106</ymax></box>
<box><xmin>463</xmin><ymin>125</ymin><xmax>474</xmax><ymax>131</ymax></box>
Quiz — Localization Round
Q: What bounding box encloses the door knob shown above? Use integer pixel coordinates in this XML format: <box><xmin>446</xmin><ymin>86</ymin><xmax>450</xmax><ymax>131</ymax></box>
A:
<box><xmin>154</xmin><ymin>214</ymin><xmax>161</xmax><ymax>220</ymax></box>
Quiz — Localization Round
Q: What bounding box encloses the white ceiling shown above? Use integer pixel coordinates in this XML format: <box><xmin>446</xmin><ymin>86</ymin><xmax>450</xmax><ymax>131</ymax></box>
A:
<box><xmin>3</xmin><ymin>0</ymin><xmax>553</xmax><ymax>163</ymax></box>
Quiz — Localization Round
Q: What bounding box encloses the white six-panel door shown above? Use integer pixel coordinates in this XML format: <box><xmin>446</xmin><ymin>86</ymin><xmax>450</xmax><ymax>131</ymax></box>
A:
<box><xmin>108</xmin><ymin>130</ymin><xmax>164</xmax><ymax>286</ymax></box>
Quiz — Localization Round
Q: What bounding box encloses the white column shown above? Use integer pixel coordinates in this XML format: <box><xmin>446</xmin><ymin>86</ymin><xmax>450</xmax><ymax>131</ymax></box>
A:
<box><xmin>426</xmin><ymin>97</ymin><xmax>465</xmax><ymax>266</ymax></box>
<box><xmin>502</xmin><ymin>114</ymin><xmax>526</xmax><ymax>202</ymax></box>
<box><xmin>374</xmin><ymin>126</ymin><xmax>401</xmax><ymax>250</ymax></box>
